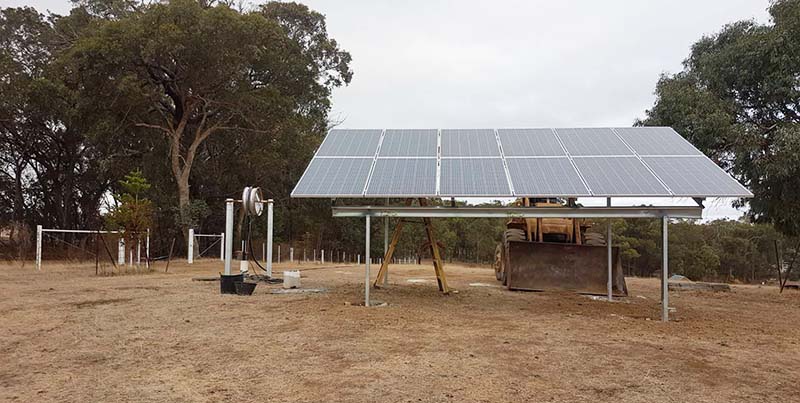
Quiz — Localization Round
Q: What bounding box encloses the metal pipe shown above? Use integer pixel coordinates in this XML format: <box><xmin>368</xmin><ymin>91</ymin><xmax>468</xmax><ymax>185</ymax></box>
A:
<box><xmin>365</xmin><ymin>215</ymin><xmax>371</xmax><ymax>307</ymax></box>
<box><xmin>224</xmin><ymin>199</ymin><xmax>234</xmax><ymax>275</ymax></box>
<box><xmin>220</xmin><ymin>232</ymin><xmax>225</xmax><ymax>261</ymax></box>
<box><xmin>662</xmin><ymin>216</ymin><xmax>669</xmax><ymax>322</ymax></box>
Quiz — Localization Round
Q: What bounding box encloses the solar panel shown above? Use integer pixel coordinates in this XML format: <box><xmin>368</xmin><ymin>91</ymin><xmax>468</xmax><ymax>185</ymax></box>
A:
<box><xmin>365</xmin><ymin>159</ymin><xmax>436</xmax><ymax>196</ymax></box>
<box><xmin>572</xmin><ymin>157</ymin><xmax>670</xmax><ymax>196</ymax></box>
<box><xmin>498</xmin><ymin>128</ymin><xmax>566</xmax><ymax>157</ymax></box>
<box><xmin>291</xmin><ymin>158</ymin><xmax>373</xmax><ymax>197</ymax></box>
<box><xmin>292</xmin><ymin>127</ymin><xmax>752</xmax><ymax>199</ymax></box>
<box><xmin>439</xmin><ymin>159</ymin><xmax>511</xmax><ymax>196</ymax></box>
<box><xmin>555</xmin><ymin>128</ymin><xmax>633</xmax><ymax>156</ymax></box>
<box><xmin>316</xmin><ymin>129</ymin><xmax>382</xmax><ymax>157</ymax></box>
<box><xmin>441</xmin><ymin>129</ymin><xmax>500</xmax><ymax>157</ymax></box>
<box><xmin>378</xmin><ymin>129</ymin><xmax>438</xmax><ymax>157</ymax></box>
<box><xmin>643</xmin><ymin>156</ymin><xmax>752</xmax><ymax>197</ymax></box>
<box><xmin>615</xmin><ymin>127</ymin><xmax>702</xmax><ymax>156</ymax></box>
<box><xmin>507</xmin><ymin>158</ymin><xmax>590</xmax><ymax>196</ymax></box>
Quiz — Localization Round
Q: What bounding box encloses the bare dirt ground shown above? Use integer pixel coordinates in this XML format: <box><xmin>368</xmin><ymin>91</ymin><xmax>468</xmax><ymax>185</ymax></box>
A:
<box><xmin>1</xmin><ymin>259</ymin><xmax>798</xmax><ymax>403</ymax></box>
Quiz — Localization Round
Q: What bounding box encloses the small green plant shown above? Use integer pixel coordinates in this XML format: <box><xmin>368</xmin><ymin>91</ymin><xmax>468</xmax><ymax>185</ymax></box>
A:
<box><xmin>105</xmin><ymin>169</ymin><xmax>154</xmax><ymax>262</ymax></box>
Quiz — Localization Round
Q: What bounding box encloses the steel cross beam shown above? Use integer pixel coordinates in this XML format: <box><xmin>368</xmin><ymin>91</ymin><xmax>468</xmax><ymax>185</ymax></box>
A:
<box><xmin>332</xmin><ymin>206</ymin><xmax>703</xmax><ymax>219</ymax></box>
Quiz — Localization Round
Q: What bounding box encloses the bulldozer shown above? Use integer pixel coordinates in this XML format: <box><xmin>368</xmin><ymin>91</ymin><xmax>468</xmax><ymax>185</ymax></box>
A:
<box><xmin>493</xmin><ymin>198</ymin><xmax>627</xmax><ymax>296</ymax></box>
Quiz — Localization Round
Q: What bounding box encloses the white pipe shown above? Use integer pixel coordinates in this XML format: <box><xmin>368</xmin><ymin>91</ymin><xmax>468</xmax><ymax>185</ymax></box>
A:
<box><xmin>224</xmin><ymin>199</ymin><xmax>234</xmax><ymax>275</ymax></box>
<box><xmin>266</xmin><ymin>200</ymin><xmax>273</xmax><ymax>276</ymax></box>
<box><xmin>290</xmin><ymin>247</ymin><xmax>294</xmax><ymax>263</ymax></box>
<box><xmin>137</xmin><ymin>240</ymin><xmax>141</xmax><ymax>266</ymax></box>
<box><xmin>36</xmin><ymin>225</ymin><xmax>42</xmax><ymax>271</ymax></box>
<box><xmin>322</xmin><ymin>249</ymin><xmax>325</xmax><ymax>264</ymax></box>
<box><xmin>188</xmin><ymin>228</ymin><xmax>194</xmax><ymax>264</ymax></box>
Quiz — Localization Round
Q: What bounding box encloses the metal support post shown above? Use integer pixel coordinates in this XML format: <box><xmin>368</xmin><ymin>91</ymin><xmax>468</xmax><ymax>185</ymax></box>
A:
<box><xmin>322</xmin><ymin>249</ymin><xmax>325</xmax><ymax>264</ymax></box>
<box><xmin>607</xmin><ymin>198</ymin><xmax>612</xmax><ymax>301</ymax></box>
<box><xmin>146</xmin><ymin>229</ymin><xmax>151</xmax><ymax>264</ymax></box>
<box><xmin>662</xmin><ymin>216</ymin><xmax>669</xmax><ymax>322</ymax></box>
<box><xmin>224</xmin><ymin>199</ymin><xmax>234</xmax><ymax>275</ymax></box>
<box><xmin>365</xmin><ymin>215</ymin><xmax>371</xmax><ymax>307</ymax></box>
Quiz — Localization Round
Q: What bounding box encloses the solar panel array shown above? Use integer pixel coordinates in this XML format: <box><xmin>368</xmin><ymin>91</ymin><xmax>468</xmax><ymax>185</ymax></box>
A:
<box><xmin>292</xmin><ymin>127</ymin><xmax>753</xmax><ymax>198</ymax></box>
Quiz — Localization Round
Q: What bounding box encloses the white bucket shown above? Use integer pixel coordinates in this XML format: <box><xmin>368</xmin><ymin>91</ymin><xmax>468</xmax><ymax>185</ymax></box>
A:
<box><xmin>283</xmin><ymin>270</ymin><xmax>301</xmax><ymax>289</ymax></box>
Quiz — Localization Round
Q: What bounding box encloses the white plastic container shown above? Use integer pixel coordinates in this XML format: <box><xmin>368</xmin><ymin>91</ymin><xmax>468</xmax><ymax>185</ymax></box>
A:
<box><xmin>283</xmin><ymin>270</ymin><xmax>301</xmax><ymax>289</ymax></box>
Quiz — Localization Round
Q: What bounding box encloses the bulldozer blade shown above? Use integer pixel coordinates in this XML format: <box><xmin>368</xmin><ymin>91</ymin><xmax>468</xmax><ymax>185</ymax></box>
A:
<box><xmin>505</xmin><ymin>241</ymin><xmax>627</xmax><ymax>296</ymax></box>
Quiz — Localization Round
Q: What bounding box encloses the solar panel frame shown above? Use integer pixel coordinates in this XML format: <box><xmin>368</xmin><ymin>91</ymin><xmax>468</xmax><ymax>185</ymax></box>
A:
<box><xmin>572</xmin><ymin>156</ymin><xmax>671</xmax><ymax>196</ymax></box>
<box><xmin>315</xmin><ymin>129</ymin><xmax>383</xmax><ymax>157</ymax></box>
<box><xmin>439</xmin><ymin>158</ymin><xmax>512</xmax><ymax>196</ymax></box>
<box><xmin>378</xmin><ymin>129</ymin><xmax>438</xmax><ymax>157</ymax></box>
<box><xmin>506</xmin><ymin>158</ymin><xmax>591</xmax><ymax>196</ymax></box>
<box><xmin>365</xmin><ymin>158</ymin><xmax>437</xmax><ymax>196</ymax></box>
<box><xmin>291</xmin><ymin>157</ymin><xmax>374</xmax><ymax>197</ymax></box>
<box><xmin>290</xmin><ymin>127</ymin><xmax>753</xmax><ymax>199</ymax></box>
<box><xmin>642</xmin><ymin>156</ymin><xmax>753</xmax><ymax>197</ymax></box>
<box><xmin>441</xmin><ymin>129</ymin><xmax>501</xmax><ymax>157</ymax></box>
<box><xmin>614</xmin><ymin>127</ymin><xmax>703</xmax><ymax>156</ymax></box>
<box><xmin>555</xmin><ymin>128</ymin><xmax>634</xmax><ymax>156</ymax></box>
<box><xmin>498</xmin><ymin>128</ymin><xmax>567</xmax><ymax>157</ymax></box>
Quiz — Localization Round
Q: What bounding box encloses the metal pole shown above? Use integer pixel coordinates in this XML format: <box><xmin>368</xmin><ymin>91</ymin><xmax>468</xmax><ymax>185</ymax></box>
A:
<box><xmin>384</xmin><ymin>215</ymin><xmax>389</xmax><ymax>284</ymax></box>
<box><xmin>322</xmin><ymin>249</ymin><xmax>325</xmax><ymax>264</ymax></box>
<box><xmin>607</xmin><ymin>198</ymin><xmax>612</xmax><ymax>301</ymax></box>
<box><xmin>290</xmin><ymin>247</ymin><xmax>294</xmax><ymax>263</ymax></box>
<box><xmin>662</xmin><ymin>216</ymin><xmax>669</xmax><ymax>322</ymax></box>
<box><xmin>137</xmin><ymin>240</ymin><xmax>141</xmax><ymax>266</ymax></box>
<box><xmin>188</xmin><ymin>228</ymin><xmax>194</xmax><ymax>264</ymax></box>
<box><xmin>266</xmin><ymin>200</ymin><xmax>273</xmax><ymax>276</ymax></box>
<box><xmin>365</xmin><ymin>215</ymin><xmax>371</xmax><ymax>307</ymax></box>
<box><xmin>224</xmin><ymin>199</ymin><xmax>234</xmax><ymax>275</ymax></box>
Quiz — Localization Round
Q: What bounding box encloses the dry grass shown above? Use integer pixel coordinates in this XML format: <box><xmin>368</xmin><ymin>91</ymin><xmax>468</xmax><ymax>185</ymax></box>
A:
<box><xmin>1</xmin><ymin>259</ymin><xmax>798</xmax><ymax>402</ymax></box>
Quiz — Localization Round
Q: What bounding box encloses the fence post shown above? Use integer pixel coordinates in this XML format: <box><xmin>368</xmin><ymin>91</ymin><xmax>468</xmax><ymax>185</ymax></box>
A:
<box><xmin>266</xmin><ymin>200</ymin><xmax>273</xmax><ymax>277</ymax></box>
<box><xmin>188</xmin><ymin>228</ymin><xmax>194</xmax><ymax>264</ymax></box>
<box><xmin>220</xmin><ymin>232</ymin><xmax>225</xmax><ymax>261</ymax></box>
<box><xmin>118</xmin><ymin>238</ymin><xmax>125</xmax><ymax>266</ymax></box>
<box><xmin>322</xmin><ymin>249</ymin><xmax>325</xmax><ymax>264</ymax></box>
<box><xmin>36</xmin><ymin>225</ymin><xmax>42</xmax><ymax>271</ymax></box>
<box><xmin>290</xmin><ymin>247</ymin><xmax>294</xmax><ymax>263</ymax></box>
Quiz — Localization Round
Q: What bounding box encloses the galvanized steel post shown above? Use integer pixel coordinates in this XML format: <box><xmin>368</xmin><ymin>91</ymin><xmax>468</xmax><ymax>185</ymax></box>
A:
<box><xmin>266</xmin><ymin>199</ymin><xmax>273</xmax><ymax>277</ymax></box>
<box><xmin>607</xmin><ymin>198</ymin><xmax>612</xmax><ymax>301</ymax></box>
<box><xmin>662</xmin><ymin>216</ymin><xmax>669</xmax><ymax>322</ymax></box>
<box><xmin>365</xmin><ymin>215</ymin><xmax>371</xmax><ymax>307</ymax></box>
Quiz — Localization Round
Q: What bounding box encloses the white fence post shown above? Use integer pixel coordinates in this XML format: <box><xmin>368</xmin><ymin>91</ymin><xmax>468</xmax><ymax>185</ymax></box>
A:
<box><xmin>322</xmin><ymin>249</ymin><xmax>325</xmax><ymax>264</ymax></box>
<box><xmin>220</xmin><ymin>232</ymin><xmax>225</xmax><ymax>261</ymax></box>
<box><xmin>290</xmin><ymin>247</ymin><xmax>294</xmax><ymax>263</ymax></box>
<box><xmin>36</xmin><ymin>225</ymin><xmax>42</xmax><ymax>271</ymax></box>
<box><xmin>188</xmin><ymin>228</ymin><xmax>194</xmax><ymax>264</ymax></box>
<box><xmin>266</xmin><ymin>200</ymin><xmax>273</xmax><ymax>276</ymax></box>
<box><xmin>118</xmin><ymin>238</ymin><xmax>125</xmax><ymax>266</ymax></box>
<box><xmin>224</xmin><ymin>199</ymin><xmax>234</xmax><ymax>275</ymax></box>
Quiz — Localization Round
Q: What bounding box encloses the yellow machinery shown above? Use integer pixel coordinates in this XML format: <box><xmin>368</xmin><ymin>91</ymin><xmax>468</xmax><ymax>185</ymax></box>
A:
<box><xmin>494</xmin><ymin>198</ymin><xmax>627</xmax><ymax>296</ymax></box>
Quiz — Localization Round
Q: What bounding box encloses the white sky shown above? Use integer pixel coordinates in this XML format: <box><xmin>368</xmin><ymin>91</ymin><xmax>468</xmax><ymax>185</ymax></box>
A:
<box><xmin>6</xmin><ymin>0</ymin><xmax>771</xmax><ymax>220</ymax></box>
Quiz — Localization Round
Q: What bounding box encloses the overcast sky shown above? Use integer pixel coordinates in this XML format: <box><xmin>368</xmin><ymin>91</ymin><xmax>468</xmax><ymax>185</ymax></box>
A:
<box><xmin>5</xmin><ymin>0</ymin><xmax>772</xmax><ymax>219</ymax></box>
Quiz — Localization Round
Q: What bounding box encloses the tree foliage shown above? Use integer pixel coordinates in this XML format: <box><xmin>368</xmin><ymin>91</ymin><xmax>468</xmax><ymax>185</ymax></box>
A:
<box><xmin>640</xmin><ymin>0</ymin><xmax>800</xmax><ymax>236</ymax></box>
